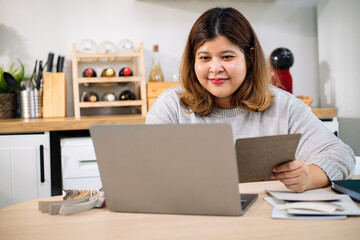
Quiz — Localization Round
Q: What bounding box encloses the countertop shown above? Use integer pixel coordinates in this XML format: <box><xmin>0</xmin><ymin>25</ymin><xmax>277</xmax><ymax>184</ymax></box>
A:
<box><xmin>0</xmin><ymin>115</ymin><xmax>146</xmax><ymax>134</ymax></box>
<box><xmin>0</xmin><ymin>108</ymin><xmax>336</xmax><ymax>134</ymax></box>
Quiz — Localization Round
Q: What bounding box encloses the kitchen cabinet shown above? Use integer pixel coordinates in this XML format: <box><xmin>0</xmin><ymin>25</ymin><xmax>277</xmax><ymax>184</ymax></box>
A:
<box><xmin>0</xmin><ymin>132</ymin><xmax>51</xmax><ymax>209</ymax></box>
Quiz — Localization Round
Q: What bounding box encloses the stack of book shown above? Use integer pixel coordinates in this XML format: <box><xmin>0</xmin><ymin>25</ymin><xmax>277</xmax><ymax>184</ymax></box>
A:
<box><xmin>264</xmin><ymin>185</ymin><xmax>360</xmax><ymax>219</ymax></box>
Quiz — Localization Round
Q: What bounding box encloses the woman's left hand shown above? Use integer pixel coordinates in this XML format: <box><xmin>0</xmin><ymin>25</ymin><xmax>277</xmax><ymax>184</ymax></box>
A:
<box><xmin>271</xmin><ymin>159</ymin><xmax>311</xmax><ymax>193</ymax></box>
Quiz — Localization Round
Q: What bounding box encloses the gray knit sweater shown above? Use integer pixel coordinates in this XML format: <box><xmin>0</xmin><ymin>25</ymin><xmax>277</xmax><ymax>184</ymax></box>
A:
<box><xmin>146</xmin><ymin>85</ymin><xmax>355</xmax><ymax>180</ymax></box>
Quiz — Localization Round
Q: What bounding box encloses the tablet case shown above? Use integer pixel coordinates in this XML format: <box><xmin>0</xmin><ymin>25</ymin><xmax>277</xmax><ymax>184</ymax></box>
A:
<box><xmin>236</xmin><ymin>134</ymin><xmax>301</xmax><ymax>183</ymax></box>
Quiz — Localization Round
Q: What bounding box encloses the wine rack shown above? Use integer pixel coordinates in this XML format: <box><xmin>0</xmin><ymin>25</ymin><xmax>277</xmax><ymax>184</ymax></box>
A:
<box><xmin>71</xmin><ymin>42</ymin><xmax>147</xmax><ymax>118</ymax></box>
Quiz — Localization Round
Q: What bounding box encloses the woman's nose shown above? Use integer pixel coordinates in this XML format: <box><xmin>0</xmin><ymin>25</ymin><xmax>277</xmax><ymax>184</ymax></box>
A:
<box><xmin>209</xmin><ymin>59</ymin><xmax>224</xmax><ymax>73</ymax></box>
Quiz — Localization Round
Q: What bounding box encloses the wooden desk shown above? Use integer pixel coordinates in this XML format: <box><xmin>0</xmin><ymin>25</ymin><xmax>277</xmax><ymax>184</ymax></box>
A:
<box><xmin>0</xmin><ymin>180</ymin><xmax>359</xmax><ymax>240</ymax></box>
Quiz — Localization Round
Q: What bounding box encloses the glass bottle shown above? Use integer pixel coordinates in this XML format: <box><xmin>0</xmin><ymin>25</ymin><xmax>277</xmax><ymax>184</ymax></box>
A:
<box><xmin>119</xmin><ymin>90</ymin><xmax>135</xmax><ymax>100</ymax></box>
<box><xmin>100</xmin><ymin>68</ymin><xmax>115</xmax><ymax>87</ymax></box>
<box><xmin>81</xmin><ymin>91</ymin><xmax>98</xmax><ymax>102</ymax></box>
<box><xmin>149</xmin><ymin>45</ymin><xmax>164</xmax><ymax>82</ymax></box>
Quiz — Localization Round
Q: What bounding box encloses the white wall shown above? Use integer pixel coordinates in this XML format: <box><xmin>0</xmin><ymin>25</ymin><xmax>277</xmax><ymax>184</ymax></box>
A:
<box><xmin>317</xmin><ymin>0</ymin><xmax>360</xmax><ymax>118</ymax></box>
<box><xmin>317</xmin><ymin>0</ymin><xmax>360</xmax><ymax>157</ymax></box>
<box><xmin>0</xmin><ymin>0</ymin><xmax>318</xmax><ymax>116</ymax></box>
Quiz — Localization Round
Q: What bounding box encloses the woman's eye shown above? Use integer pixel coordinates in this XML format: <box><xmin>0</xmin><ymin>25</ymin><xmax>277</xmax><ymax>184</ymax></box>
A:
<box><xmin>222</xmin><ymin>55</ymin><xmax>234</xmax><ymax>60</ymax></box>
<box><xmin>199</xmin><ymin>56</ymin><xmax>210</xmax><ymax>61</ymax></box>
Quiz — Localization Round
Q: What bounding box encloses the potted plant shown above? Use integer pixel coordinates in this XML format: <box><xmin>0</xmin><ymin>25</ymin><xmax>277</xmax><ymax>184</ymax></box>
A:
<box><xmin>0</xmin><ymin>59</ymin><xmax>27</xmax><ymax>119</ymax></box>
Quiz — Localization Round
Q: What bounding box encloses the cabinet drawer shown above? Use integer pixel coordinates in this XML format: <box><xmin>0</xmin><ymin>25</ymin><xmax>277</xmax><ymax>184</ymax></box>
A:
<box><xmin>61</xmin><ymin>137</ymin><xmax>99</xmax><ymax>179</ymax></box>
<box><xmin>146</xmin><ymin>82</ymin><xmax>180</xmax><ymax>98</ymax></box>
<box><xmin>147</xmin><ymin>82</ymin><xmax>180</xmax><ymax>110</ymax></box>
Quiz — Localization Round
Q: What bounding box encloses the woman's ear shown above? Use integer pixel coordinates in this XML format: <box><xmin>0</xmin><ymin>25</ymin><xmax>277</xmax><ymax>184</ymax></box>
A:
<box><xmin>250</xmin><ymin>47</ymin><xmax>255</xmax><ymax>61</ymax></box>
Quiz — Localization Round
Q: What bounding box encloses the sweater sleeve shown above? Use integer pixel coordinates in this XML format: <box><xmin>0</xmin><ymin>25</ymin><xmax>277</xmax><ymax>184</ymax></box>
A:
<box><xmin>288</xmin><ymin>97</ymin><xmax>355</xmax><ymax>180</ymax></box>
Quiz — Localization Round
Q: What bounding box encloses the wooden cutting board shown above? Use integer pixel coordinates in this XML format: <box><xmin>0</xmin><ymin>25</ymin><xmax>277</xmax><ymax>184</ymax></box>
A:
<box><xmin>42</xmin><ymin>73</ymin><xmax>66</xmax><ymax>118</ymax></box>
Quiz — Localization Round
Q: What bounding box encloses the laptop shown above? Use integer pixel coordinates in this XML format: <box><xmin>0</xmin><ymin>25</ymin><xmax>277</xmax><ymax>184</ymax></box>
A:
<box><xmin>90</xmin><ymin>123</ymin><xmax>257</xmax><ymax>216</ymax></box>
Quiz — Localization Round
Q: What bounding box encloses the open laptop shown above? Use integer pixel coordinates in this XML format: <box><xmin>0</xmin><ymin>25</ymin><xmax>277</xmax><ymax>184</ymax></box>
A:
<box><xmin>90</xmin><ymin>123</ymin><xmax>257</xmax><ymax>216</ymax></box>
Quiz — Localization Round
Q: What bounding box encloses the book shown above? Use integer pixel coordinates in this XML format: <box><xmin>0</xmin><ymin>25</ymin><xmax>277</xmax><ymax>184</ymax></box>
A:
<box><xmin>331</xmin><ymin>179</ymin><xmax>360</xmax><ymax>202</ymax></box>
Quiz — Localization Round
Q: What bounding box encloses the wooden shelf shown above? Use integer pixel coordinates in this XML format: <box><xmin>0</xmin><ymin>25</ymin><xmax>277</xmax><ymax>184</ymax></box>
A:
<box><xmin>76</xmin><ymin>51</ymin><xmax>141</xmax><ymax>62</ymax></box>
<box><xmin>72</xmin><ymin>42</ymin><xmax>147</xmax><ymax>118</ymax></box>
<box><xmin>79</xmin><ymin>100</ymin><xmax>143</xmax><ymax>108</ymax></box>
<box><xmin>77</xmin><ymin>76</ymin><xmax>142</xmax><ymax>84</ymax></box>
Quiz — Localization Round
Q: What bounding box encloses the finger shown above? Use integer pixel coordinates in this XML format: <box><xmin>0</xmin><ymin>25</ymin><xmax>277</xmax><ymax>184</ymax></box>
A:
<box><xmin>271</xmin><ymin>167</ymin><xmax>303</xmax><ymax>180</ymax></box>
<box><xmin>273</xmin><ymin>160</ymin><xmax>304</xmax><ymax>173</ymax></box>
<box><xmin>283</xmin><ymin>182</ymin><xmax>307</xmax><ymax>193</ymax></box>
<box><xmin>277</xmin><ymin>175</ymin><xmax>303</xmax><ymax>185</ymax></box>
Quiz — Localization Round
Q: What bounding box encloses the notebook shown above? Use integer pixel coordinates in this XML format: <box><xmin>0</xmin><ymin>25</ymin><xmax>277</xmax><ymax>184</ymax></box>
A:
<box><xmin>332</xmin><ymin>179</ymin><xmax>360</xmax><ymax>202</ymax></box>
<box><xmin>89</xmin><ymin>123</ymin><xmax>258</xmax><ymax>216</ymax></box>
<box><xmin>236</xmin><ymin>134</ymin><xmax>301</xmax><ymax>183</ymax></box>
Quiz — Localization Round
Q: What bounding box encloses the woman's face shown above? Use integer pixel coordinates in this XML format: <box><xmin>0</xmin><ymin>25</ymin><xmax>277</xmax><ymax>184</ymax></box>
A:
<box><xmin>194</xmin><ymin>35</ymin><xmax>247</xmax><ymax>109</ymax></box>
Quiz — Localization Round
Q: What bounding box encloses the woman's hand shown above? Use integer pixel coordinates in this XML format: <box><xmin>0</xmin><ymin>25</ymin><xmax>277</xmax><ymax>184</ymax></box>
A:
<box><xmin>271</xmin><ymin>160</ymin><xmax>310</xmax><ymax>192</ymax></box>
<box><xmin>271</xmin><ymin>160</ymin><xmax>330</xmax><ymax>193</ymax></box>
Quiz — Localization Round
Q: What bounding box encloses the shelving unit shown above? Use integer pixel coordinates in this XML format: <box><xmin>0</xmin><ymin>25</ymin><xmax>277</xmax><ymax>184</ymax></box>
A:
<box><xmin>71</xmin><ymin>42</ymin><xmax>147</xmax><ymax>118</ymax></box>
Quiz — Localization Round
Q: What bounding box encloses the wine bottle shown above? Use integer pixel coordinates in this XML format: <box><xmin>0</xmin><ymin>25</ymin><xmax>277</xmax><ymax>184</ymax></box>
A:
<box><xmin>119</xmin><ymin>67</ymin><xmax>133</xmax><ymax>76</ymax></box>
<box><xmin>101</xmin><ymin>68</ymin><xmax>116</xmax><ymax>77</ymax></box>
<box><xmin>100</xmin><ymin>68</ymin><xmax>115</xmax><ymax>87</ymax></box>
<box><xmin>82</xmin><ymin>68</ymin><xmax>97</xmax><ymax>77</ymax></box>
<box><xmin>149</xmin><ymin>45</ymin><xmax>164</xmax><ymax>82</ymax></box>
<box><xmin>81</xmin><ymin>91</ymin><xmax>99</xmax><ymax>102</ymax></box>
<box><xmin>82</xmin><ymin>68</ymin><xmax>97</xmax><ymax>87</ymax></box>
<box><xmin>101</xmin><ymin>92</ymin><xmax>117</xmax><ymax>101</ymax></box>
<box><xmin>119</xmin><ymin>90</ymin><xmax>135</xmax><ymax>100</ymax></box>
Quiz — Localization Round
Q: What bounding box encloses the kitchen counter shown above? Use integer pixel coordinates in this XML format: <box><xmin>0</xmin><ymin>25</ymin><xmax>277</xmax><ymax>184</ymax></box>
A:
<box><xmin>0</xmin><ymin>115</ymin><xmax>146</xmax><ymax>134</ymax></box>
<box><xmin>0</xmin><ymin>108</ymin><xmax>336</xmax><ymax>134</ymax></box>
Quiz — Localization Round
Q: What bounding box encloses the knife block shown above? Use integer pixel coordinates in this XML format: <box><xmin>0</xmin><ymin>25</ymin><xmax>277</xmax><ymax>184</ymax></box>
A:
<box><xmin>42</xmin><ymin>73</ymin><xmax>66</xmax><ymax>118</ymax></box>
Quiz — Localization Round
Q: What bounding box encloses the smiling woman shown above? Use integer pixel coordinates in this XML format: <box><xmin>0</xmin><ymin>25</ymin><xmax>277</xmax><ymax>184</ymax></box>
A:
<box><xmin>179</xmin><ymin>7</ymin><xmax>274</xmax><ymax>116</ymax></box>
<box><xmin>145</xmin><ymin>7</ymin><xmax>356</xmax><ymax>193</ymax></box>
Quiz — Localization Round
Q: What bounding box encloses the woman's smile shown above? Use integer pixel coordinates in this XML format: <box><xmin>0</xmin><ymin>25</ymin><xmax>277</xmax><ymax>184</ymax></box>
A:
<box><xmin>209</xmin><ymin>78</ymin><xmax>229</xmax><ymax>84</ymax></box>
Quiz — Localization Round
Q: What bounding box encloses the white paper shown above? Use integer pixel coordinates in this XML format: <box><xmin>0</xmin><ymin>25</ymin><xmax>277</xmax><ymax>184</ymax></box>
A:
<box><xmin>264</xmin><ymin>195</ymin><xmax>360</xmax><ymax>216</ymax></box>
<box><xmin>265</xmin><ymin>188</ymin><xmax>341</xmax><ymax>201</ymax></box>
<box><xmin>287</xmin><ymin>195</ymin><xmax>360</xmax><ymax>216</ymax></box>
<box><xmin>270</xmin><ymin>206</ymin><xmax>346</xmax><ymax>220</ymax></box>
<box><xmin>278</xmin><ymin>201</ymin><xmax>343</xmax><ymax>213</ymax></box>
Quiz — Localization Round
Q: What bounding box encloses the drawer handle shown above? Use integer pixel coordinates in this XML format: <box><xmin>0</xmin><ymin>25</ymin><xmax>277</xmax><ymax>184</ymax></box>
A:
<box><xmin>79</xmin><ymin>159</ymin><xmax>97</xmax><ymax>168</ymax></box>
<box><xmin>79</xmin><ymin>160</ymin><xmax>97</xmax><ymax>163</ymax></box>
<box><xmin>40</xmin><ymin>145</ymin><xmax>45</xmax><ymax>183</ymax></box>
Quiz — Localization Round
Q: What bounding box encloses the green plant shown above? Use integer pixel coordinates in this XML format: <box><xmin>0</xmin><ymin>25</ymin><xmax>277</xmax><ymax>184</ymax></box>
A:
<box><xmin>0</xmin><ymin>59</ymin><xmax>27</xmax><ymax>93</ymax></box>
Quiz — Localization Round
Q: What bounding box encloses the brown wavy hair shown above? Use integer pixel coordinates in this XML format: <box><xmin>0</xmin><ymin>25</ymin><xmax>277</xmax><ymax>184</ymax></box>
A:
<box><xmin>180</xmin><ymin>7</ymin><xmax>274</xmax><ymax>116</ymax></box>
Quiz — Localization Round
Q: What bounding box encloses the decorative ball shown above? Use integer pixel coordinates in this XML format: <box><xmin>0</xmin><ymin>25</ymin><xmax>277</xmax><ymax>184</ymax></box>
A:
<box><xmin>270</xmin><ymin>48</ymin><xmax>294</xmax><ymax>70</ymax></box>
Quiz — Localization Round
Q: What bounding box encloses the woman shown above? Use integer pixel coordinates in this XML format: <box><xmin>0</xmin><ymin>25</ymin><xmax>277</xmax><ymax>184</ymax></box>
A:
<box><xmin>146</xmin><ymin>7</ymin><xmax>355</xmax><ymax>192</ymax></box>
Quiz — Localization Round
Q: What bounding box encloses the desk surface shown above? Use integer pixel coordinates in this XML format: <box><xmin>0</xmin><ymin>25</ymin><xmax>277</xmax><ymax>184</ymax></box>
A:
<box><xmin>0</xmin><ymin>180</ymin><xmax>359</xmax><ymax>240</ymax></box>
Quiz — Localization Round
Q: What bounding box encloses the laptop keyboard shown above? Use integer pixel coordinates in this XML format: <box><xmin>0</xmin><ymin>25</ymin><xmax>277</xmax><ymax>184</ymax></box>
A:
<box><xmin>241</xmin><ymin>199</ymin><xmax>247</xmax><ymax>208</ymax></box>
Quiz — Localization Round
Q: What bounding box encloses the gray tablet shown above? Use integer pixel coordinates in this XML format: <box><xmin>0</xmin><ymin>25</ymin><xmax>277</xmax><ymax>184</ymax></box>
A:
<box><xmin>236</xmin><ymin>134</ymin><xmax>301</xmax><ymax>183</ymax></box>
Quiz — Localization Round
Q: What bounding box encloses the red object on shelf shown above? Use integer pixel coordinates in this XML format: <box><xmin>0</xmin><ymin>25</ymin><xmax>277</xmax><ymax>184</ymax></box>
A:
<box><xmin>270</xmin><ymin>48</ymin><xmax>294</xmax><ymax>94</ymax></box>
<box><xmin>272</xmin><ymin>68</ymin><xmax>292</xmax><ymax>94</ymax></box>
